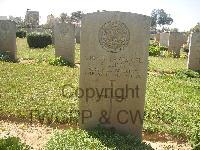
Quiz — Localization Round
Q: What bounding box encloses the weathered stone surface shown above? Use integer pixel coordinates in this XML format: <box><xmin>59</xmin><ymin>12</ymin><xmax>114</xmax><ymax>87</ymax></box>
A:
<box><xmin>0</xmin><ymin>16</ymin><xmax>8</xmax><ymax>20</ymax></box>
<box><xmin>75</xmin><ymin>26</ymin><xmax>80</xmax><ymax>44</ymax></box>
<box><xmin>79</xmin><ymin>11</ymin><xmax>151</xmax><ymax>139</ymax></box>
<box><xmin>0</xmin><ymin>20</ymin><xmax>16</xmax><ymax>60</ymax></box>
<box><xmin>187</xmin><ymin>32</ymin><xmax>200</xmax><ymax>71</ymax></box>
<box><xmin>154</xmin><ymin>33</ymin><xmax>160</xmax><ymax>42</ymax></box>
<box><xmin>168</xmin><ymin>32</ymin><xmax>187</xmax><ymax>58</ymax></box>
<box><xmin>150</xmin><ymin>34</ymin><xmax>155</xmax><ymax>40</ymax></box>
<box><xmin>159</xmin><ymin>32</ymin><xmax>169</xmax><ymax>47</ymax></box>
<box><xmin>54</xmin><ymin>22</ymin><xmax>75</xmax><ymax>64</ymax></box>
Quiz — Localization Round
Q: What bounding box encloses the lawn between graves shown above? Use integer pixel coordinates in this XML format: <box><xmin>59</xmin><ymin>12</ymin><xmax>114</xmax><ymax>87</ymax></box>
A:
<box><xmin>17</xmin><ymin>38</ymin><xmax>80</xmax><ymax>63</ymax></box>
<box><xmin>0</xmin><ymin>38</ymin><xmax>199</xmax><ymax>148</ymax></box>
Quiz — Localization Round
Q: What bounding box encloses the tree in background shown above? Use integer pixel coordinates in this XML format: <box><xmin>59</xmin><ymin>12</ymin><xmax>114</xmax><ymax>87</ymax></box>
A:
<box><xmin>59</xmin><ymin>13</ymin><xmax>71</xmax><ymax>23</ymax></box>
<box><xmin>70</xmin><ymin>11</ymin><xmax>84</xmax><ymax>24</ymax></box>
<box><xmin>57</xmin><ymin>11</ymin><xmax>84</xmax><ymax>25</ymax></box>
<box><xmin>160</xmin><ymin>27</ymin><xmax>178</xmax><ymax>32</ymax></box>
<box><xmin>170</xmin><ymin>28</ymin><xmax>179</xmax><ymax>32</ymax></box>
<box><xmin>9</xmin><ymin>16</ymin><xmax>25</xmax><ymax>28</ymax></box>
<box><xmin>190</xmin><ymin>22</ymin><xmax>200</xmax><ymax>32</ymax></box>
<box><xmin>151</xmin><ymin>9</ymin><xmax>173</xmax><ymax>32</ymax></box>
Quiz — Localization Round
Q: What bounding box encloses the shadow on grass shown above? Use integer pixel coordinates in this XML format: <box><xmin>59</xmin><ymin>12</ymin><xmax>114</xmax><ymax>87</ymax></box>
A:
<box><xmin>87</xmin><ymin>126</ymin><xmax>153</xmax><ymax>150</ymax></box>
<box><xmin>46</xmin><ymin>127</ymin><xmax>154</xmax><ymax>150</ymax></box>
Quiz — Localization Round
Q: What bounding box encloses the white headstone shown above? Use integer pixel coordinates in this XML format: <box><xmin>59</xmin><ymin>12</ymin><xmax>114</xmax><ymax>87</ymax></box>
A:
<box><xmin>159</xmin><ymin>32</ymin><xmax>169</xmax><ymax>47</ymax></box>
<box><xmin>79</xmin><ymin>11</ymin><xmax>151</xmax><ymax>139</ymax></box>
<box><xmin>0</xmin><ymin>20</ymin><xmax>16</xmax><ymax>60</ymax></box>
<box><xmin>168</xmin><ymin>32</ymin><xmax>187</xmax><ymax>58</ymax></box>
<box><xmin>187</xmin><ymin>32</ymin><xmax>200</xmax><ymax>71</ymax></box>
<box><xmin>54</xmin><ymin>22</ymin><xmax>75</xmax><ymax>64</ymax></box>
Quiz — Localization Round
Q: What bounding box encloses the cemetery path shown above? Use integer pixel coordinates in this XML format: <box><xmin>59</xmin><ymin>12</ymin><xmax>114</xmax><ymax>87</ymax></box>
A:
<box><xmin>0</xmin><ymin>120</ymin><xmax>192</xmax><ymax>150</ymax></box>
<box><xmin>143</xmin><ymin>133</ymin><xmax>192</xmax><ymax>150</ymax></box>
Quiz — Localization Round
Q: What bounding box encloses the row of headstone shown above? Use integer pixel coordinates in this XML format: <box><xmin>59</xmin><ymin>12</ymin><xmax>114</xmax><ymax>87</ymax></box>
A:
<box><xmin>0</xmin><ymin>12</ymin><xmax>151</xmax><ymax>139</ymax></box>
<box><xmin>159</xmin><ymin>32</ymin><xmax>187</xmax><ymax>57</ymax></box>
<box><xmin>0</xmin><ymin>19</ymin><xmax>76</xmax><ymax>64</ymax></box>
<box><xmin>158</xmin><ymin>32</ymin><xmax>199</xmax><ymax>70</ymax></box>
<box><xmin>0</xmin><ymin>11</ymin><xmax>199</xmax><ymax>140</ymax></box>
<box><xmin>1</xmin><ymin>17</ymin><xmax>199</xmax><ymax>72</ymax></box>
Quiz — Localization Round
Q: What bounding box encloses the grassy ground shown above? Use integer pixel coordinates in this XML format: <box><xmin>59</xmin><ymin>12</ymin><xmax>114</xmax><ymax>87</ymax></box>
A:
<box><xmin>0</xmin><ymin>38</ymin><xmax>200</xmax><ymax>149</ymax></box>
<box><xmin>45</xmin><ymin>127</ymin><xmax>153</xmax><ymax>150</ymax></box>
<box><xmin>148</xmin><ymin>57</ymin><xmax>187</xmax><ymax>73</ymax></box>
<box><xmin>17</xmin><ymin>38</ymin><xmax>80</xmax><ymax>63</ymax></box>
<box><xmin>17</xmin><ymin>38</ymin><xmax>55</xmax><ymax>63</ymax></box>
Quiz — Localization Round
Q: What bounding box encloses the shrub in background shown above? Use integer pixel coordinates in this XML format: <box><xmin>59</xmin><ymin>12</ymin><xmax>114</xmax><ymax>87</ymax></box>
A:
<box><xmin>150</xmin><ymin>41</ymin><xmax>159</xmax><ymax>47</ymax></box>
<box><xmin>182</xmin><ymin>43</ymin><xmax>189</xmax><ymax>53</ymax></box>
<box><xmin>149</xmin><ymin>45</ymin><xmax>160</xmax><ymax>56</ymax></box>
<box><xmin>149</xmin><ymin>41</ymin><xmax>169</xmax><ymax>57</ymax></box>
<box><xmin>149</xmin><ymin>41</ymin><xmax>160</xmax><ymax>56</ymax></box>
<box><xmin>0</xmin><ymin>136</ymin><xmax>31</xmax><ymax>150</ymax></box>
<box><xmin>27</xmin><ymin>32</ymin><xmax>52</xmax><ymax>48</ymax></box>
<box><xmin>16</xmin><ymin>30</ymin><xmax>27</xmax><ymax>38</ymax></box>
<box><xmin>160</xmin><ymin>50</ymin><xmax>173</xmax><ymax>58</ymax></box>
<box><xmin>175</xmin><ymin>69</ymin><xmax>200</xmax><ymax>78</ymax></box>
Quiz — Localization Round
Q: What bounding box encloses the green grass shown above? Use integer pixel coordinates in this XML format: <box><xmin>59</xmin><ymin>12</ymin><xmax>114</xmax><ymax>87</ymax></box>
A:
<box><xmin>75</xmin><ymin>44</ymin><xmax>80</xmax><ymax>63</ymax></box>
<box><xmin>0</xmin><ymin>38</ymin><xmax>200</xmax><ymax>149</ymax></box>
<box><xmin>145</xmin><ymin>73</ymin><xmax>200</xmax><ymax>147</ymax></box>
<box><xmin>45</xmin><ymin>127</ymin><xmax>153</xmax><ymax>150</ymax></box>
<box><xmin>17</xmin><ymin>38</ymin><xmax>80</xmax><ymax>63</ymax></box>
<box><xmin>0</xmin><ymin>62</ymin><xmax>79</xmax><ymax>124</ymax></box>
<box><xmin>0</xmin><ymin>136</ymin><xmax>31</xmax><ymax>150</ymax></box>
<box><xmin>148</xmin><ymin>56</ymin><xmax>187</xmax><ymax>73</ymax></box>
<box><xmin>17</xmin><ymin>38</ymin><xmax>55</xmax><ymax>63</ymax></box>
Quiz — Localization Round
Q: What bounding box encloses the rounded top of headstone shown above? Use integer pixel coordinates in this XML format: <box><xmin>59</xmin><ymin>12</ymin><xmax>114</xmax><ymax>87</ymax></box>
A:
<box><xmin>0</xmin><ymin>20</ymin><xmax>16</xmax><ymax>30</ymax></box>
<box><xmin>84</xmin><ymin>11</ymin><xmax>150</xmax><ymax>19</ymax></box>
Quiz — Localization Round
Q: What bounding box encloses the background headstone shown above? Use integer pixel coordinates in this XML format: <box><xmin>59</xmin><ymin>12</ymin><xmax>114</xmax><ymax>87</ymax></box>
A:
<box><xmin>168</xmin><ymin>32</ymin><xmax>187</xmax><ymax>58</ymax></box>
<box><xmin>0</xmin><ymin>20</ymin><xmax>16</xmax><ymax>61</ymax></box>
<box><xmin>54</xmin><ymin>22</ymin><xmax>75</xmax><ymax>64</ymax></box>
<box><xmin>187</xmin><ymin>32</ymin><xmax>200</xmax><ymax>71</ymax></box>
<box><xmin>79</xmin><ymin>11</ymin><xmax>151</xmax><ymax>139</ymax></box>
<box><xmin>159</xmin><ymin>32</ymin><xmax>169</xmax><ymax>47</ymax></box>
<box><xmin>0</xmin><ymin>16</ymin><xmax>8</xmax><ymax>20</ymax></box>
<box><xmin>154</xmin><ymin>33</ymin><xmax>160</xmax><ymax>42</ymax></box>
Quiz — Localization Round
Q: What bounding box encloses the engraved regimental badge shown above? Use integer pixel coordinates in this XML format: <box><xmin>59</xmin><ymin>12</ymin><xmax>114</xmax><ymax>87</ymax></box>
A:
<box><xmin>98</xmin><ymin>21</ymin><xmax>130</xmax><ymax>53</ymax></box>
